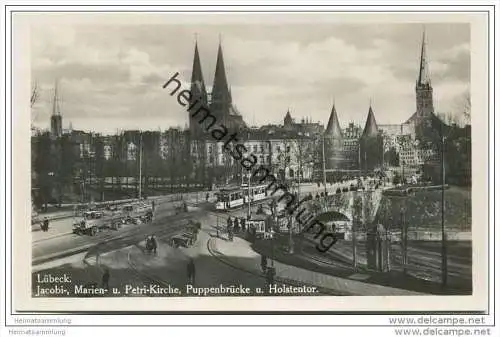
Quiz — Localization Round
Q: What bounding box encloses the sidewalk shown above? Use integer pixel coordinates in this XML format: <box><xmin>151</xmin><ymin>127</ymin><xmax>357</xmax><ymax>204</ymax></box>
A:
<box><xmin>32</xmin><ymin>217</ymin><xmax>75</xmax><ymax>242</ymax></box>
<box><xmin>209</xmin><ymin>236</ymin><xmax>423</xmax><ymax>296</ymax></box>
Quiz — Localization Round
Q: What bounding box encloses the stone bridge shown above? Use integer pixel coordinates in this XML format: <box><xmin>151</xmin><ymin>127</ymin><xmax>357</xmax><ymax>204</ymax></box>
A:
<box><xmin>300</xmin><ymin>189</ymin><xmax>384</xmax><ymax>233</ymax></box>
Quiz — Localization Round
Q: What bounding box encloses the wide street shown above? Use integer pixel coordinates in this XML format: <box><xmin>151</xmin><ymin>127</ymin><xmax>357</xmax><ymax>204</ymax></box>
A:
<box><xmin>31</xmin><ymin>182</ymin><xmax>331</xmax><ymax>263</ymax></box>
<box><xmin>31</xmin><ymin>192</ymin><xmax>302</xmax><ymax>297</ymax></box>
<box><xmin>31</xmin><ymin>182</ymin><xmax>471</xmax><ymax>297</ymax></box>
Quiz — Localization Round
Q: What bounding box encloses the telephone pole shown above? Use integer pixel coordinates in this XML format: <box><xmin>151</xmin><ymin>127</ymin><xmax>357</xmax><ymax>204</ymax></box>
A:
<box><xmin>247</xmin><ymin>171</ymin><xmax>251</xmax><ymax>219</ymax></box>
<box><xmin>321</xmin><ymin>137</ymin><xmax>327</xmax><ymax>195</ymax></box>
<box><xmin>138</xmin><ymin>133</ymin><xmax>143</xmax><ymax>200</ymax></box>
<box><xmin>441</xmin><ymin>134</ymin><xmax>448</xmax><ymax>287</ymax></box>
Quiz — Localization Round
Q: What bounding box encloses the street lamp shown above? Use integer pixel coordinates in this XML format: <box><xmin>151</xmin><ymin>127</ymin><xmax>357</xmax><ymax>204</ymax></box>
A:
<box><xmin>138</xmin><ymin>133</ymin><xmax>143</xmax><ymax>200</ymax></box>
<box><xmin>441</xmin><ymin>134</ymin><xmax>448</xmax><ymax>287</ymax></box>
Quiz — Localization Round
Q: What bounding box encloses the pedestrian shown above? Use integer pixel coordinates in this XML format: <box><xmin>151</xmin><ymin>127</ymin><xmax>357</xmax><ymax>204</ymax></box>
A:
<box><xmin>150</xmin><ymin>235</ymin><xmax>157</xmax><ymax>254</ymax></box>
<box><xmin>234</xmin><ymin>218</ymin><xmax>240</xmax><ymax>233</ymax></box>
<box><xmin>206</xmin><ymin>192</ymin><xmax>209</xmax><ymax>202</ymax></box>
<box><xmin>187</xmin><ymin>258</ymin><xmax>196</xmax><ymax>285</ymax></box>
<box><xmin>101</xmin><ymin>268</ymin><xmax>110</xmax><ymax>290</ymax></box>
<box><xmin>42</xmin><ymin>217</ymin><xmax>49</xmax><ymax>232</ymax></box>
<box><xmin>260</xmin><ymin>254</ymin><xmax>267</xmax><ymax>273</ymax></box>
<box><xmin>241</xmin><ymin>218</ymin><xmax>246</xmax><ymax>232</ymax></box>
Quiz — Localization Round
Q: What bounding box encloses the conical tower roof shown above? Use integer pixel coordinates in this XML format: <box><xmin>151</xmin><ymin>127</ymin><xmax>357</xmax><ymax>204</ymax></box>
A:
<box><xmin>284</xmin><ymin>109</ymin><xmax>292</xmax><ymax>124</ymax></box>
<box><xmin>212</xmin><ymin>41</ymin><xmax>231</xmax><ymax>103</ymax></box>
<box><xmin>362</xmin><ymin>105</ymin><xmax>379</xmax><ymax>137</ymax></box>
<box><xmin>190</xmin><ymin>41</ymin><xmax>207</xmax><ymax>100</ymax></box>
<box><xmin>417</xmin><ymin>29</ymin><xmax>431</xmax><ymax>86</ymax></box>
<box><xmin>324</xmin><ymin>104</ymin><xmax>343</xmax><ymax>139</ymax></box>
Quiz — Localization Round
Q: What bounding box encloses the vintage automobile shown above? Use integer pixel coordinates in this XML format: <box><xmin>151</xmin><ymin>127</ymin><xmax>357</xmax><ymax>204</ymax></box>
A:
<box><xmin>121</xmin><ymin>202</ymin><xmax>153</xmax><ymax>224</ymax></box>
<box><xmin>170</xmin><ymin>234</ymin><xmax>191</xmax><ymax>248</ymax></box>
<box><xmin>72</xmin><ymin>210</ymin><xmax>126</xmax><ymax>236</ymax></box>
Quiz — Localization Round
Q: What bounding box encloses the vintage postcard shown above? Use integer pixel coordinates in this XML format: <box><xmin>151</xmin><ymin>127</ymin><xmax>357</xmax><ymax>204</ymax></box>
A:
<box><xmin>10</xmin><ymin>10</ymin><xmax>490</xmax><ymax>313</ymax></box>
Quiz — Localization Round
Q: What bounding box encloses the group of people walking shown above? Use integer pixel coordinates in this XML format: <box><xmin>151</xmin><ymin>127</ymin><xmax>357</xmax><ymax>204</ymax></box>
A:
<box><xmin>225</xmin><ymin>216</ymin><xmax>247</xmax><ymax>241</ymax></box>
<box><xmin>145</xmin><ymin>235</ymin><xmax>157</xmax><ymax>254</ymax></box>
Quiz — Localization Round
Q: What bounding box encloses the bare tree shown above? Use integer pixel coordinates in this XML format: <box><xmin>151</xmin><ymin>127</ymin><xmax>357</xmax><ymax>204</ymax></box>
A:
<box><xmin>463</xmin><ymin>92</ymin><xmax>471</xmax><ymax>125</ymax></box>
<box><xmin>31</xmin><ymin>81</ymin><xmax>40</xmax><ymax>131</ymax></box>
<box><xmin>31</xmin><ymin>81</ymin><xmax>39</xmax><ymax>108</ymax></box>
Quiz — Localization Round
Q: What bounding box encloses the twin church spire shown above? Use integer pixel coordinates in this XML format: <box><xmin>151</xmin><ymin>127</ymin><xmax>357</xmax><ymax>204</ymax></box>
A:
<box><xmin>189</xmin><ymin>37</ymin><xmax>235</xmax><ymax>137</ymax></box>
<box><xmin>189</xmin><ymin>38</ymin><xmax>232</xmax><ymax>108</ymax></box>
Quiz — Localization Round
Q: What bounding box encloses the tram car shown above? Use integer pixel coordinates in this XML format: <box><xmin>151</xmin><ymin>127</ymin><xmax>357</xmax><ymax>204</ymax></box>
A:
<box><xmin>215</xmin><ymin>184</ymin><xmax>270</xmax><ymax>211</ymax></box>
<box><xmin>242</xmin><ymin>184</ymin><xmax>269</xmax><ymax>203</ymax></box>
<box><xmin>215</xmin><ymin>186</ymin><xmax>244</xmax><ymax>210</ymax></box>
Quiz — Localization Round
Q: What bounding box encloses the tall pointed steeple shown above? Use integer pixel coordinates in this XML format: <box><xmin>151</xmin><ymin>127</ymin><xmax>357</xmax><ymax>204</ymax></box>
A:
<box><xmin>362</xmin><ymin>104</ymin><xmax>379</xmax><ymax>137</ymax></box>
<box><xmin>189</xmin><ymin>40</ymin><xmax>207</xmax><ymax>105</ymax></box>
<box><xmin>211</xmin><ymin>40</ymin><xmax>231</xmax><ymax>105</ymax></box>
<box><xmin>324</xmin><ymin>103</ymin><xmax>343</xmax><ymax>139</ymax></box>
<box><xmin>417</xmin><ymin>29</ymin><xmax>431</xmax><ymax>87</ymax></box>
<box><xmin>414</xmin><ymin>28</ymin><xmax>435</xmax><ymax>118</ymax></box>
<box><xmin>50</xmin><ymin>80</ymin><xmax>63</xmax><ymax>138</ymax></box>
<box><xmin>189</xmin><ymin>39</ymin><xmax>208</xmax><ymax>139</ymax></box>
<box><xmin>52</xmin><ymin>79</ymin><xmax>61</xmax><ymax>116</ymax></box>
<box><xmin>210</xmin><ymin>38</ymin><xmax>234</xmax><ymax>129</ymax></box>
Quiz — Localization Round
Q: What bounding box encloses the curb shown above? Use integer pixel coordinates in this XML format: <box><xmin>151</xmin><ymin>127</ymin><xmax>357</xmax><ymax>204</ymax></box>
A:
<box><xmin>206</xmin><ymin>237</ymin><xmax>350</xmax><ymax>296</ymax></box>
<box><xmin>32</xmin><ymin>243</ymin><xmax>94</xmax><ymax>266</ymax></box>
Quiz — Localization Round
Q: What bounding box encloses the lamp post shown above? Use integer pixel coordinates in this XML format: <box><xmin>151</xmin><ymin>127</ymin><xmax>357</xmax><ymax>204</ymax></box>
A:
<box><xmin>287</xmin><ymin>177</ymin><xmax>295</xmax><ymax>254</ymax></box>
<box><xmin>247</xmin><ymin>171</ymin><xmax>251</xmax><ymax>219</ymax></box>
<box><xmin>216</xmin><ymin>215</ymin><xmax>219</xmax><ymax>238</ymax></box>
<box><xmin>441</xmin><ymin>134</ymin><xmax>448</xmax><ymax>287</ymax></box>
<box><xmin>321</xmin><ymin>136</ymin><xmax>327</xmax><ymax>195</ymax></box>
<box><xmin>401</xmin><ymin>197</ymin><xmax>408</xmax><ymax>274</ymax></box>
<box><xmin>138</xmin><ymin>133</ymin><xmax>143</xmax><ymax>200</ymax></box>
<box><xmin>352</xmin><ymin>192</ymin><xmax>360</xmax><ymax>270</ymax></box>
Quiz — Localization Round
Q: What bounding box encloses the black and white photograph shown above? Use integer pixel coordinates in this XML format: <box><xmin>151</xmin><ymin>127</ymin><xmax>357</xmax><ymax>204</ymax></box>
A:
<box><xmin>6</xmin><ymin>9</ymin><xmax>491</xmax><ymax>316</ymax></box>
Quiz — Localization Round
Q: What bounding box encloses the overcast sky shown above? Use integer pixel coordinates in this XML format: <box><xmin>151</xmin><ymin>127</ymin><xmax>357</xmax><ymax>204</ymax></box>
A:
<box><xmin>31</xmin><ymin>22</ymin><xmax>470</xmax><ymax>134</ymax></box>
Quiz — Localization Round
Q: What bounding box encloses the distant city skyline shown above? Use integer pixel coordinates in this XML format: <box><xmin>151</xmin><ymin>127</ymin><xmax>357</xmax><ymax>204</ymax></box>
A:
<box><xmin>31</xmin><ymin>21</ymin><xmax>470</xmax><ymax>135</ymax></box>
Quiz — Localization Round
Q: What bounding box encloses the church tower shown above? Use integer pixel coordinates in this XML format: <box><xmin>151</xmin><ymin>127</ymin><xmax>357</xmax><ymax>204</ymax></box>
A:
<box><xmin>189</xmin><ymin>40</ymin><xmax>208</xmax><ymax>139</ymax></box>
<box><xmin>210</xmin><ymin>41</ymin><xmax>232</xmax><ymax>127</ymax></box>
<box><xmin>50</xmin><ymin>80</ymin><xmax>62</xmax><ymax>138</ymax></box>
<box><xmin>410</xmin><ymin>29</ymin><xmax>445</xmax><ymax>145</ymax></box>
<box><xmin>415</xmin><ymin>30</ymin><xmax>434</xmax><ymax>117</ymax></box>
